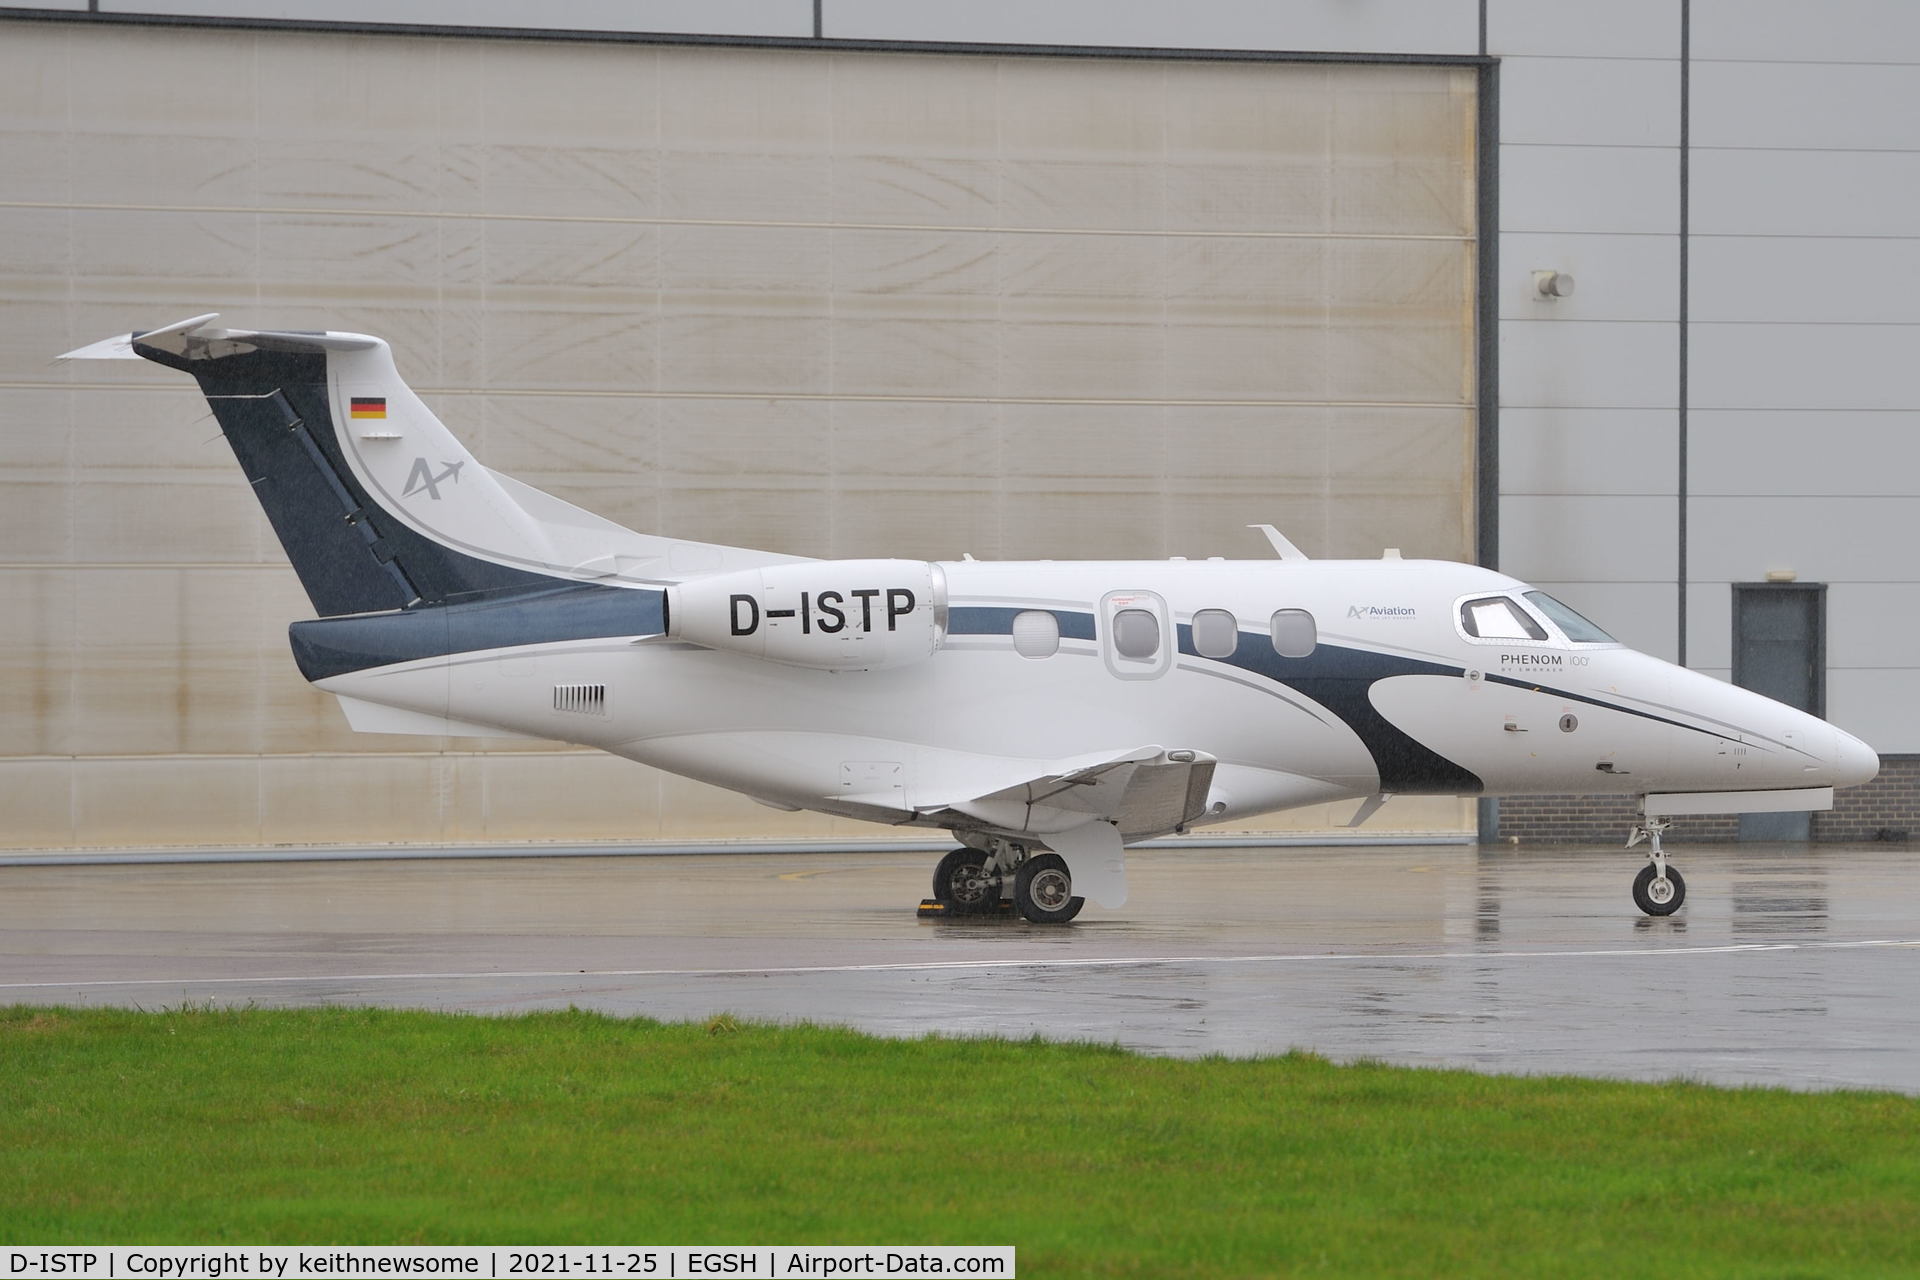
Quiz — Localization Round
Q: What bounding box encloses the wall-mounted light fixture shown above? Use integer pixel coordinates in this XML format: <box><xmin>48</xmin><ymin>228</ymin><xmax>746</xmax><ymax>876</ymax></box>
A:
<box><xmin>1532</xmin><ymin>269</ymin><xmax>1576</xmax><ymax>299</ymax></box>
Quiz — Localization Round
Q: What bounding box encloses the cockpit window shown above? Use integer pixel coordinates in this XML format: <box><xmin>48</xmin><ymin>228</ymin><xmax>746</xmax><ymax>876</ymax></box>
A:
<box><xmin>1524</xmin><ymin>591</ymin><xmax>1616</xmax><ymax>644</ymax></box>
<box><xmin>1460</xmin><ymin>596</ymin><xmax>1548</xmax><ymax>641</ymax></box>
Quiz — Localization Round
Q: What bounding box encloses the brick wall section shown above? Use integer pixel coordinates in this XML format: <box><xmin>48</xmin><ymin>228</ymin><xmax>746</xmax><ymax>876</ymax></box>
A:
<box><xmin>1810</xmin><ymin>756</ymin><xmax>1920</xmax><ymax>842</ymax></box>
<box><xmin>1495</xmin><ymin>757</ymin><xmax>1918</xmax><ymax>843</ymax></box>
<box><xmin>1497</xmin><ymin>793</ymin><xmax>1736</xmax><ymax>844</ymax></box>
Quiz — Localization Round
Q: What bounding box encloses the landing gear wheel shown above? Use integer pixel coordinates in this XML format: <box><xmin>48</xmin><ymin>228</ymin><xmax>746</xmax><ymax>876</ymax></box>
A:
<box><xmin>1014</xmin><ymin>853</ymin><xmax>1084</xmax><ymax>924</ymax></box>
<box><xmin>1632</xmin><ymin>862</ymin><xmax>1687</xmax><ymax>916</ymax></box>
<box><xmin>933</xmin><ymin>847</ymin><xmax>1001</xmax><ymax>914</ymax></box>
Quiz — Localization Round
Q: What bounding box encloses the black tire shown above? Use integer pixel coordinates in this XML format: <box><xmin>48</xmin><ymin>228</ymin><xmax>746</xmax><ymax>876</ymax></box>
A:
<box><xmin>933</xmin><ymin>847</ymin><xmax>1001</xmax><ymax>914</ymax></box>
<box><xmin>1631</xmin><ymin>862</ymin><xmax>1686</xmax><ymax>916</ymax></box>
<box><xmin>1013</xmin><ymin>853</ymin><xmax>1084</xmax><ymax>924</ymax></box>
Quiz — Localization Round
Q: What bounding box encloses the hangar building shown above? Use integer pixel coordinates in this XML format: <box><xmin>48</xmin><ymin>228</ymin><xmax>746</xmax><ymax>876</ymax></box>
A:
<box><xmin>2</xmin><ymin>0</ymin><xmax>1915</xmax><ymax>850</ymax></box>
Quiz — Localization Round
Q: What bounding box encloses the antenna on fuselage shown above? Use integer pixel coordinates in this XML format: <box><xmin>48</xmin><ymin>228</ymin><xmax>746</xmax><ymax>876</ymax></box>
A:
<box><xmin>1248</xmin><ymin>524</ymin><xmax>1310</xmax><ymax>561</ymax></box>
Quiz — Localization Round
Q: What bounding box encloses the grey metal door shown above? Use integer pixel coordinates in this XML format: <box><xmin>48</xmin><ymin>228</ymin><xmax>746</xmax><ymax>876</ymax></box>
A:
<box><xmin>1732</xmin><ymin>584</ymin><xmax>1826</xmax><ymax>841</ymax></box>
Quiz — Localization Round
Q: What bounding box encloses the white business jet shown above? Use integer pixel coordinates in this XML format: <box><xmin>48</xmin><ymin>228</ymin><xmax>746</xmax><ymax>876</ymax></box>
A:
<box><xmin>64</xmin><ymin>317</ymin><xmax>1878</xmax><ymax>923</ymax></box>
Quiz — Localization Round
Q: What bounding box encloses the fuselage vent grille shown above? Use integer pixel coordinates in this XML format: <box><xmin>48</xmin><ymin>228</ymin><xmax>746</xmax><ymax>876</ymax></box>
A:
<box><xmin>553</xmin><ymin>683</ymin><xmax>607</xmax><ymax>716</ymax></box>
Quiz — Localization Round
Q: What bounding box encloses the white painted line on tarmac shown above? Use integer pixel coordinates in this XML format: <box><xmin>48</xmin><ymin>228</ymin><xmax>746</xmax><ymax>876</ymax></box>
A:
<box><xmin>3</xmin><ymin>938</ymin><xmax>1916</xmax><ymax>992</ymax></box>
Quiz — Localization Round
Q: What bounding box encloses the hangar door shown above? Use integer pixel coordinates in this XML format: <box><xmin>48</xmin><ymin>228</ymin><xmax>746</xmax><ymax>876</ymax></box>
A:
<box><xmin>0</xmin><ymin>25</ymin><xmax>1479</xmax><ymax>849</ymax></box>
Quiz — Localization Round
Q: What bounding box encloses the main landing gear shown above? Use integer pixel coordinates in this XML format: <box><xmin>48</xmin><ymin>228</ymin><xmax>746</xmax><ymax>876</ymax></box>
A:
<box><xmin>924</xmin><ymin>839</ymin><xmax>1084</xmax><ymax>924</ymax></box>
<box><xmin>930</xmin><ymin>846</ymin><xmax>1002</xmax><ymax>915</ymax></box>
<box><xmin>1626</xmin><ymin>818</ymin><xmax>1687</xmax><ymax>916</ymax></box>
<box><xmin>1013</xmin><ymin>853</ymin><xmax>1082</xmax><ymax>925</ymax></box>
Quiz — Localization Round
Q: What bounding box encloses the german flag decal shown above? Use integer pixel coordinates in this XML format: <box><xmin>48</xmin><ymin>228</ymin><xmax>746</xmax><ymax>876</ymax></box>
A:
<box><xmin>350</xmin><ymin>397</ymin><xmax>387</xmax><ymax>419</ymax></box>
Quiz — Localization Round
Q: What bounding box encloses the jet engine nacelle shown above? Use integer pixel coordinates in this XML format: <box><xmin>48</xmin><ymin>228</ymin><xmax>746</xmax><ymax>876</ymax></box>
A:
<box><xmin>666</xmin><ymin>559</ymin><xmax>944</xmax><ymax>672</ymax></box>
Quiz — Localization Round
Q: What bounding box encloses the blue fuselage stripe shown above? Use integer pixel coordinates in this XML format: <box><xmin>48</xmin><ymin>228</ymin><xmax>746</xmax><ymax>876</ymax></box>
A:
<box><xmin>948</xmin><ymin>606</ymin><xmax>1096</xmax><ymax>641</ymax></box>
<box><xmin>950</xmin><ymin>604</ymin><xmax>1481</xmax><ymax>794</ymax></box>
<box><xmin>289</xmin><ymin>583</ymin><xmax>665</xmax><ymax>682</ymax></box>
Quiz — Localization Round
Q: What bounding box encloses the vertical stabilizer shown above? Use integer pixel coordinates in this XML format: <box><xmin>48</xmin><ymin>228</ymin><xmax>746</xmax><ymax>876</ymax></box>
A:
<box><xmin>62</xmin><ymin>316</ymin><xmax>809</xmax><ymax>617</ymax></box>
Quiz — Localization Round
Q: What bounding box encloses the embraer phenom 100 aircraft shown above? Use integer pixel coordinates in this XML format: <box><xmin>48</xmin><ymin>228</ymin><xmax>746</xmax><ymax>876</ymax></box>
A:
<box><xmin>65</xmin><ymin>316</ymin><xmax>1879</xmax><ymax>923</ymax></box>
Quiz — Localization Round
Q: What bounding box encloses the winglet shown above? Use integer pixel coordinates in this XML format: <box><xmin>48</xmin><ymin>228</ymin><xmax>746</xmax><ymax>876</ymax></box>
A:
<box><xmin>1248</xmin><ymin>524</ymin><xmax>1309</xmax><ymax>560</ymax></box>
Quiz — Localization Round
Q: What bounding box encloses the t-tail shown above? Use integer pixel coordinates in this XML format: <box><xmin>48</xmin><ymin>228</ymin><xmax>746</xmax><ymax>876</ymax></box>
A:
<box><xmin>62</xmin><ymin>315</ymin><xmax>805</xmax><ymax>620</ymax></box>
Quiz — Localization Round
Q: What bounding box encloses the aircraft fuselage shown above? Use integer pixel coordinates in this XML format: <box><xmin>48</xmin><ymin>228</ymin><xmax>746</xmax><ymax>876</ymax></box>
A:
<box><xmin>306</xmin><ymin>557</ymin><xmax>1874</xmax><ymax>831</ymax></box>
<box><xmin>68</xmin><ymin>315</ymin><xmax>1879</xmax><ymax>922</ymax></box>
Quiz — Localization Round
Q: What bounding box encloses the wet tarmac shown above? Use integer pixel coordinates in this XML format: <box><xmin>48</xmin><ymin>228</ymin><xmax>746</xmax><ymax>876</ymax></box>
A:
<box><xmin>2</xmin><ymin>842</ymin><xmax>1915</xmax><ymax>1093</ymax></box>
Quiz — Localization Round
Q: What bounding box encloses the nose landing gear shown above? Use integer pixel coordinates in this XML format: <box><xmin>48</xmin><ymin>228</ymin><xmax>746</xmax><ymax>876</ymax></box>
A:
<box><xmin>1626</xmin><ymin>818</ymin><xmax>1687</xmax><ymax>916</ymax></box>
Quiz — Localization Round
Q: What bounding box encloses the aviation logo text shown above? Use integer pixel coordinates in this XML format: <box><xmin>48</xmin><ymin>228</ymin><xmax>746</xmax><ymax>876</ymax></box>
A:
<box><xmin>1347</xmin><ymin>605</ymin><xmax>1417</xmax><ymax>619</ymax></box>
<box><xmin>404</xmin><ymin>457</ymin><xmax>465</xmax><ymax>501</ymax></box>
<box><xmin>1502</xmin><ymin>652</ymin><xmax>1589</xmax><ymax>669</ymax></box>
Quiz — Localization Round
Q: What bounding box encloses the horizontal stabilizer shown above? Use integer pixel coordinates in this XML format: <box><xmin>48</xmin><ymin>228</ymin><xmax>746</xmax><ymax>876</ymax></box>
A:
<box><xmin>59</xmin><ymin>332</ymin><xmax>141</xmax><ymax>361</ymax></box>
<box><xmin>61</xmin><ymin>314</ymin><xmax>380</xmax><ymax>363</ymax></box>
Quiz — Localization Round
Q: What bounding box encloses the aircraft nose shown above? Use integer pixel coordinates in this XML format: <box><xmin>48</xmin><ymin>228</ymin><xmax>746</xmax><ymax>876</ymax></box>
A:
<box><xmin>1830</xmin><ymin>728</ymin><xmax>1880</xmax><ymax>789</ymax></box>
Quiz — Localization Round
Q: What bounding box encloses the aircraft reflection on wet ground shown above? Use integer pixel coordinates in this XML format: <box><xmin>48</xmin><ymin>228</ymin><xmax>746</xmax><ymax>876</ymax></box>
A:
<box><xmin>3</xmin><ymin>842</ymin><xmax>1914</xmax><ymax>1092</ymax></box>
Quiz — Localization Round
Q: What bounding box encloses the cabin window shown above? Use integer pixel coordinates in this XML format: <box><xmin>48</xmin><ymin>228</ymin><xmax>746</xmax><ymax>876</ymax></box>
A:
<box><xmin>1523</xmin><ymin>591</ymin><xmax>1616</xmax><ymax>644</ymax></box>
<box><xmin>1011</xmin><ymin>609</ymin><xmax>1061</xmax><ymax>659</ymax></box>
<box><xmin>1101</xmin><ymin>590</ymin><xmax>1174</xmax><ymax>680</ymax></box>
<box><xmin>1112</xmin><ymin>608</ymin><xmax>1161</xmax><ymax>659</ymax></box>
<box><xmin>1269</xmin><ymin>608</ymin><xmax>1317</xmax><ymax>659</ymax></box>
<box><xmin>1461</xmin><ymin>596</ymin><xmax>1548</xmax><ymax>641</ymax></box>
<box><xmin>1191</xmin><ymin>609</ymin><xmax>1239</xmax><ymax>659</ymax></box>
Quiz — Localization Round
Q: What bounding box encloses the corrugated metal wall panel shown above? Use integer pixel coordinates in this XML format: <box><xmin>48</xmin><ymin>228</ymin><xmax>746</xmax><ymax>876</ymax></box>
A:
<box><xmin>1</xmin><ymin>23</ymin><xmax>1477</xmax><ymax>848</ymax></box>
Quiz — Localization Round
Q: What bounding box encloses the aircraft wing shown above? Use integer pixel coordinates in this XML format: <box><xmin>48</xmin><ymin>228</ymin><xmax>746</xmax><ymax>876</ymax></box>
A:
<box><xmin>933</xmin><ymin>745</ymin><xmax>1217</xmax><ymax>843</ymax></box>
<box><xmin>893</xmin><ymin>745</ymin><xmax>1214</xmax><ymax>910</ymax></box>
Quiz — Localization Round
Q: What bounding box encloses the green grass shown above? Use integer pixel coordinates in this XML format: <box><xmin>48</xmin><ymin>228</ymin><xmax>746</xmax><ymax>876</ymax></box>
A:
<box><xmin>4</xmin><ymin>1006</ymin><xmax>1918</xmax><ymax>1278</ymax></box>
